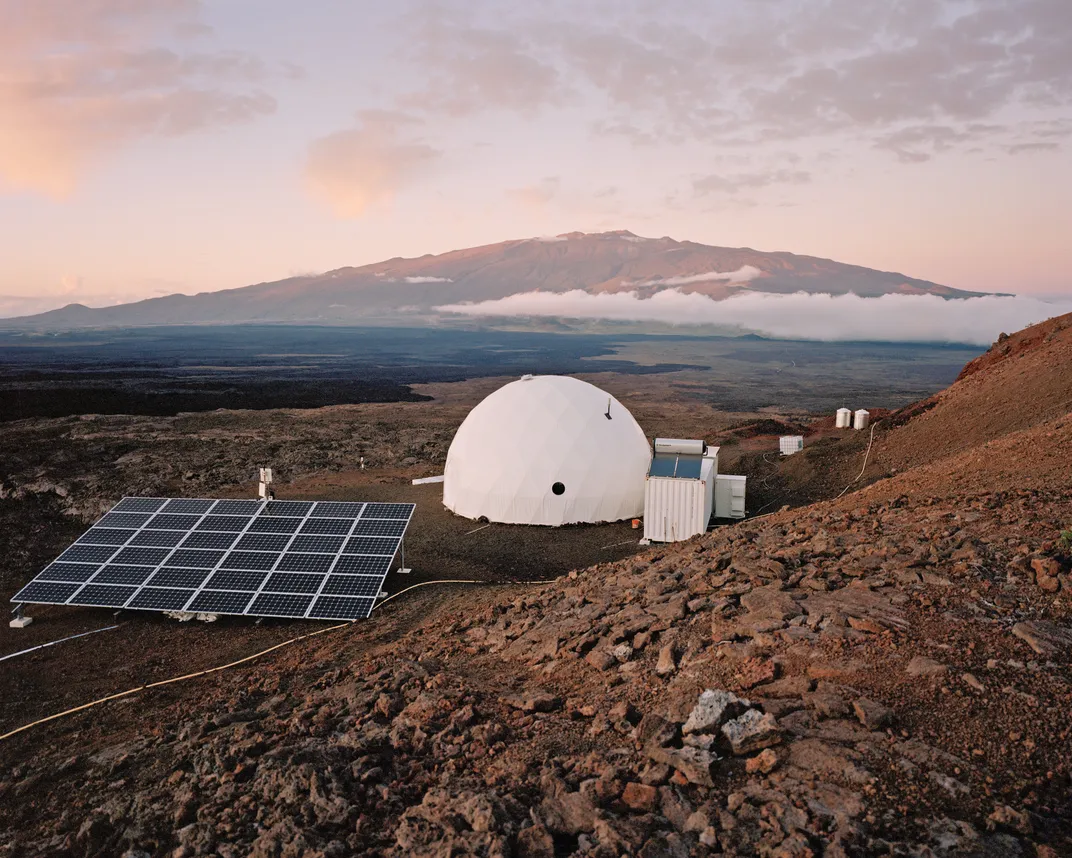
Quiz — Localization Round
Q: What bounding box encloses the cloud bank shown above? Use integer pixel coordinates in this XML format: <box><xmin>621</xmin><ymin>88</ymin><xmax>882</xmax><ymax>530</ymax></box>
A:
<box><xmin>637</xmin><ymin>266</ymin><xmax>762</xmax><ymax>286</ymax></box>
<box><xmin>436</xmin><ymin>290</ymin><xmax>1072</xmax><ymax>346</ymax></box>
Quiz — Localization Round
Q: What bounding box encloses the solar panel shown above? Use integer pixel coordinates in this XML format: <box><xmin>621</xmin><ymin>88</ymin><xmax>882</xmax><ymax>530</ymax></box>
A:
<box><xmin>11</xmin><ymin>497</ymin><xmax>416</xmax><ymax>621</ymax></box>
<box><xmin>38</xmin><ymin>563</ymin><xmax>99</xmax><ymax>582</ymax></box>
<box><xmin>77</xmin><ymin>528</ymin><xmax>136</xmax><ymax>545</ymax></box>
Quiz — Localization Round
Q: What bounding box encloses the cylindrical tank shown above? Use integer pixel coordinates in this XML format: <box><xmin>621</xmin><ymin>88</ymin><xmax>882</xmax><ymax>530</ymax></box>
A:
<box><xmin>654</xmin><ymin>438</ymin><xmax>707</xmax><ymax>455</ymax></box>
<box><xmin>835</xmin><ymin>408</ymin><xmax>852</xmax><ymax>429</ymax></box>
<box><xmin>853</xmin><ymin>409</ymin><xmax>870</xmax><ymax>430</ymax></box>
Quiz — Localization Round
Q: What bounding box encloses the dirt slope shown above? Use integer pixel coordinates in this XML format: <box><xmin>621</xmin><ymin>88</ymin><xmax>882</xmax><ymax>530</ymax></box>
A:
<box><xmin>878</xmin><ymin>312</ymin><xmax>1072</xmax><ymax>473</ymax></box>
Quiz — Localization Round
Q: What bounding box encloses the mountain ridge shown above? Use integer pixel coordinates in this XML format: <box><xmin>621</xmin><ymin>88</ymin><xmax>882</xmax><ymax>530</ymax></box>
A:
<box><xmin>3</xmin><ymin>230</ymin><xmax>1003</xmax><ymax>329</ymax></box>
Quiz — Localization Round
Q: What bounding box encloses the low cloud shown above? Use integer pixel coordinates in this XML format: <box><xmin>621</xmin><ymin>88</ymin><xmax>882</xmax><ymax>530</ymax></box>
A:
<box><xmin>402</xmin><ymin>276</ymin><xmax>452</xmax><ymax>283</ymax></box>
<box><xmin>436</xmin><ymin>290</ymin><xmax>1072</xmax><ymax>346</ymax></box>
<box><xmin>637</xmin><ymin>266</ymin><xmax>762</xmax><ymax>286</ymax></box>
<box><xmin>694</xmin><ymin>170</ymin><xmax>811</xmax><ymax>195</ymax></box>
<box><xmin>506</xmin><ymin>177</ymin><xmax>561</xmax><ymax>209</ymax></box>
<box><xmin>304</xmin><ymin>110</ymin><xmax>440</xmax><ymax>218</ymax></box>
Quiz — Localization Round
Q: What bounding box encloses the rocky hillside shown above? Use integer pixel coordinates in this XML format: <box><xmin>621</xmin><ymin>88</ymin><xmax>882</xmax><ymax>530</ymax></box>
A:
<box><xmin>1</xmin><ymin>325</ymin><xmax>1070</xmax><ymax>856</ymax></box>
<box><xmin>3</xmin><ymin>231</ymin><xmax>992</xmax><ymax>328</ymax></box>
<box><xmin>878</xmin><ymin>311</ymin><xmax>1072</xmax><ymax>473</ymax></box>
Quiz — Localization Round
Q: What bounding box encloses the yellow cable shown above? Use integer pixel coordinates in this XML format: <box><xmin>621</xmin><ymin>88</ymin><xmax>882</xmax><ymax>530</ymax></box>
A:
<box><xmin>0</xmin><ymin>578</ymin><xmax>557</xmax><ymax>743</ymax></box>
<box><xmin>0</xmin><ymin>620</ymin><xmax>351</xmax><ymax>743</ymax></box>
<box><xmin>373</xmin><ymin>577</ymin><xmax>556</xmax><ymax>609</ymax></box>
<box><xmin>834</xmin><ymin>419</ymin><xmax>882</xmax><ymax>500</ymax></box>
<box><xmin>373</xmin><ymin>578</ymin><xmax>483</xmax><ymax>609</ymax></box>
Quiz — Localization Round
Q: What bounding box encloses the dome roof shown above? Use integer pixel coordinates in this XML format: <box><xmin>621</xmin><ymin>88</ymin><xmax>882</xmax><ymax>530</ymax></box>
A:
<box><xmin>443</xmin><ymin>375</ymin><xmax>651</xmax><ymax>525</ymax></box>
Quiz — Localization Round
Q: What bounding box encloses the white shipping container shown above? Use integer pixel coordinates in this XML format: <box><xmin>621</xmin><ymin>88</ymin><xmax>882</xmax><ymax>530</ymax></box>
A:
<box><xmin>714</xmin><ymin>474</ymin><xmax>747</xmax><ymax>519</ymax></box>
<box><xmin>643</xmin><ymin>455</ymin><xmax>716</xmax><ymax>542</ymax></box>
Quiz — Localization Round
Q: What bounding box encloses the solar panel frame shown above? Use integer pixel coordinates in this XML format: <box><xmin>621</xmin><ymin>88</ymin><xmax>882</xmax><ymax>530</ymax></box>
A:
<box><xmin>11</xmin><ymin>497</ymin><xmax>416</xmax><ymax>620</ymax></box>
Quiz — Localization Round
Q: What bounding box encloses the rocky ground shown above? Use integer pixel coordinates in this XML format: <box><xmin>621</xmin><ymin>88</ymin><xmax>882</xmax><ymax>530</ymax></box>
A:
<box><xmin>0</xmin><ymin>320</ymin><xmax>1070</xmax><ymax>856</ymax></box>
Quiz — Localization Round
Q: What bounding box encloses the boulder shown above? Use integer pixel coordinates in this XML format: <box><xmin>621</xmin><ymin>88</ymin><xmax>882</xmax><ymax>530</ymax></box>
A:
<box><xmin>502</xmin><ymin>691</ymin><xmax>561</xmax><ymax>713</ymax></box>
<box><xmin>853</xmin><ymin>698</ymin><xmax>893</xmax><ymax>730</ymax></box>
<box><xmin>721</xmin><ymin>710</ymin><xmax>782</xmax><ymax>755</ymax></box>
<box><xmin>655</xmin><ymin>645</ymin><xmax>677</xmax><ymax>677</ymax></box>
<box><xmin>906</xmin><ymin>656</ymin><xmax>948</xmax><ymax>677</ymax></box>
<box><xmin>539</xmin><ymin>791</ymin><xmax>599</xmax><ymax>835</ymax></box>
<box><xmin>682</xmin><ymin>690</ymin><xmax>749</xmax><ymax>735</ymax></box>
<box><xmin>1011</xmin><ymin>621</ymin><xmax>1072</xmax><ymax>658</ymax></box>
<box><xmin>745</xmin><ymin>748</ymin><xmax>779</xmax><ymax>774</ymax></box>
<box><xmin>621</xmin><ymin>782</ymin><xmax>659</xmax><ymax>812</ymax></box>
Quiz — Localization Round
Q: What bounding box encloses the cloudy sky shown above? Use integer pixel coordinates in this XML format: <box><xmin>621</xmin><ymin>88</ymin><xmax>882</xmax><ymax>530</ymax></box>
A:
<box><xmin>1</xmin><ymin>0</ymin><xmax>1070</xmax><ymax>315</ymax></box>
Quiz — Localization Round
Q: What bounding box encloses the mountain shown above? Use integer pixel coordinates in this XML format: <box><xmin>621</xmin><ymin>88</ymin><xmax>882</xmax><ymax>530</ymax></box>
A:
<box><xmin>2</xmin><ymin>231</ymin><xmax>997</xmax><ymax>328</ymax></box>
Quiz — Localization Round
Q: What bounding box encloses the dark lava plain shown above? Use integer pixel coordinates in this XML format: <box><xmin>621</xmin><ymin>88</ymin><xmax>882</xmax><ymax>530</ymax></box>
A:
<box><xmin>0</xmin><ymin>324</ymin><xmax>980</xmax><ymax>420</ymax></box>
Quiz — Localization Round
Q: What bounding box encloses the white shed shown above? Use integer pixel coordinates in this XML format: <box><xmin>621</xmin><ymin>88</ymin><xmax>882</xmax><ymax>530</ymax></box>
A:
<box><xmin>643</xmin><ymin>440</ymin><xmax>718</xmax><ymax>542</ymax></box>
<box><xmin>835</xmin><ymin>408</ymin><xmax>852</xmax><ymax>428</ymax></box>
<box><xmin>853</xmin><ymin>409</ymin><xmax>870</xmax><ymax>430</ymax></box>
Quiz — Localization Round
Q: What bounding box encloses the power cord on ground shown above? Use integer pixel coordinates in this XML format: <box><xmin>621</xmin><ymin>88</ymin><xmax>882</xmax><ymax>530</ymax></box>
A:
<box><xmin>0</xmin><ymin>578</ymin><xmax>546</xmax><ymax>744</ymax></box>
<box><xmin>834</xmin><ymin>419</ymin><xmax>882</xmax><ymax>500</ymax></box>
<box><xmin>0</xmin><ymin>624</ymin><xmax>120</xmax><ymax>663</ymax></box>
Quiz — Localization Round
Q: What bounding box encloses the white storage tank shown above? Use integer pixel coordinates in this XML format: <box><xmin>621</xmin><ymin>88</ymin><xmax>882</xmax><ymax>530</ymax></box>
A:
<box><xmin>779</xmin><ymin>435</ymin><xmax>804</xmax><ymax>456</ymax></box>
<box><xmin>853</xmin><ymin>409</ymin><xmax>870</xmax><ymax>430</ymax></box>
<box><xmin>643</xmin><ymin>441</ymin><xmax>718</xmax><ymax>542</ymax></box>
<box><xmin>835</xmin><ymin>408</ymin><xmax>852</xmax><ymax>428</ymax></box>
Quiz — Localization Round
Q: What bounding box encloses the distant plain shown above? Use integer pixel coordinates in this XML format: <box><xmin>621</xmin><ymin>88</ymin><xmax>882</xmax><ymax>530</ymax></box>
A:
<box><xmin>0</xmin><ymin>325</ymin><xmax>982</xmax><ymax>421</ymax></box>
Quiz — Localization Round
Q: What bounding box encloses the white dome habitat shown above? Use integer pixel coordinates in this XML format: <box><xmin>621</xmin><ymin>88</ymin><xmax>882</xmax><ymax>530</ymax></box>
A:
<box><xmin>443</xmin><ymin>375</ymin><xmax>651</xmax><ymax>526</ymax></box>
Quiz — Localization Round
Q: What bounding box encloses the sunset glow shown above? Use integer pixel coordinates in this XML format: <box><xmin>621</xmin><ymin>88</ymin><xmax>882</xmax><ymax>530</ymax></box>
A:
<box><xmin>1</xmin><ymin>0</ymin><xmax>1070</xmax><ymax>317</ymax></box>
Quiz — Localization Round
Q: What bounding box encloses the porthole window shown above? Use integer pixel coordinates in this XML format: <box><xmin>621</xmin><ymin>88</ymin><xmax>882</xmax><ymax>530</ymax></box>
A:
<box><xmin>552</xmin><ymin>482</ymin><xmax>565</xmax><ymax>495</ymax></box>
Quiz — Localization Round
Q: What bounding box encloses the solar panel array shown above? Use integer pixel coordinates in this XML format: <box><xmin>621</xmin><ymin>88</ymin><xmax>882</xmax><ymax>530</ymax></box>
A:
<box><xmin>11</xmin><ymin>498</ymin><xmax>415</xmax><ymax>620</ymax></box>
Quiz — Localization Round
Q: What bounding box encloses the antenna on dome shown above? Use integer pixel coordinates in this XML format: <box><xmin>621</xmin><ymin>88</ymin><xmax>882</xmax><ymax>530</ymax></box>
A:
<box><xmin>605</xmin><ymin>397</ymin><xmax>612</xmax><ymax>420</ymax></box>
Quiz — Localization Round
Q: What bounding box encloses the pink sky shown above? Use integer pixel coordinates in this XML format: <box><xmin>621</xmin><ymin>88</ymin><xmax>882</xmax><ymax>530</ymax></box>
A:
<box><xmin>1</xmin><ymin>0</ymin><xmax>1070</xmax><ymax>317</ymax></box>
